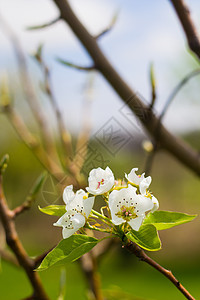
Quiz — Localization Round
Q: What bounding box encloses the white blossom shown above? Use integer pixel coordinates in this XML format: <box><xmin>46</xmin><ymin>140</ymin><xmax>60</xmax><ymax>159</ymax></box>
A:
<box><xmin>54</xmin><ymin>185</ymin><xmax>94</xmax><ymax>239</ymax></box>
<box><xmin>109</xmin><ymin>185</ymin><xmax>157</xmax><ymax>231</ymax></box>
<box><xmin>125</xmin><ymin>168</ymin><xmax>152</xmax><ymax>195</ymax></box>
<box><xmin>86</xmin><ymin>167</ymin><xmax>115</xmax><ymax>195</ymax></box>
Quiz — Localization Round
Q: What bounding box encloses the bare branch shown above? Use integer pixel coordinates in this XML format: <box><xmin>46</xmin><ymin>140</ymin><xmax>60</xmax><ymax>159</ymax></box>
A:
<box><xmin>170</xmin><ymin>0</ymin><xmax>200</xmax><ymax>60</ymax></box>
<box><xmin>26</xmin><ymin>16</ymin><xmax>60</xmax><ymax>31</ymax></box>
<box><xmin>159</xmin><ymin>68</ymin><xmax>200</xmax><ymax>121</ymax></box>
<box><xmin>125</xmin><ymin>240</ymin><xmax>195</xmax><ymax>300</ymax></box>
<box><xmin>13</xmin><ymin>172</ymin><xmax>47</xmax><ymax>217</ymax></box>
<box><xmin>80</xmin><ymin>252</ymin><xmax>104</xmax><ymax>300</ymax></box>
<box><xmin>0</xmin><ymin>248</ymin><xmax>19</xmax><ymax>267</ymax></box>
<box><xmin>57</xmin><ymin>58</ymin><xmax>96</xmax><ymax>71</ymax></box>
<box><xmin>52</xmin><ymin>0</ymin><xmax>200</xmax><ymax>176</ymax></box>
<box><xmin>33</xmin><ymin>49</ymin><xmax>74</xmax><ymax>168</ymax></box>
<box><xmin>95</xmin><ymin>10</ymin><xmax>119</xmax><ymax>39</ymax></box>
<box><xmin>2</xmin><ymin>104</ymin><xmax>64</xmax><ymax>181</ymax></box>
<box><xmin>0</xmin><ymin>174</ymin><xmax>49</xmax><ymax>299</ymax></box>
<box><xmin>0</xmin><ymin>14</ymin><xmax>60</xmax><ymax>162</ymax></box>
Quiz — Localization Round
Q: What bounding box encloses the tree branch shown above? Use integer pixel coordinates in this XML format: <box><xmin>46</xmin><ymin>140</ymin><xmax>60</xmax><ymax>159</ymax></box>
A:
<box><xmin>170</xmin><ymin>0</ymin><xmax>200</xmax><ymax>60</ymax></box>
<box><xmin>52</xmin><ymin>0</ymin><xmax>200</xmax><ymax>177</ymax></box>
<box><xmin>0</xmin><ymin>248</ymin><xmax>19</xmax><ymax>267</ymax></box>
<box><xmin>125</xmin><ymin>240</ymin><xmax>195</xmax><ymax>300</ymax></box>
<box><xmin>26</xmin><ymin>16</ymin><xmax>60</xmax><ymax>31</ymax></box>
<box><xmin>0</xmin><ymin>174</ymin><xmax>49</xmax><ymax>300</ymax></box>
<box><xmin>57</xmin><ymin>58</ymin><xmax>96</xmax><ymax>71</ymax></box>
<box><xmin>0</xmin><ymin>14</ymin><xmax>60</xmax><ymax>163</ymax></box>
<box><xmin>159</xmin><ymin>68</ymin><xmax>200</xmax><ymax>121</ymax></box>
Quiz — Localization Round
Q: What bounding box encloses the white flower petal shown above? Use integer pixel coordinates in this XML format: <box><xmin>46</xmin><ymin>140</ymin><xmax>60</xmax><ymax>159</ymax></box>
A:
<box><xmin>126</xmin><ymin>168</ymin><xmax>144</xmax><ymax>185</ymax></box>
<box><xmin>134</xmin><ymin>195</ymin><xmax>154</xmax><ymax>215</ymax></box>
<box><xmin>86</xmin><ymin>166</ymin><xmax>115</xmax><ymax>195</ymax></box>
<box><xmin>139</xmin><ymin>176</ymin><xmax>152</xmax><ymax>195</ymax></box>
<box><xmin>151</xmin><ymin>196</ymin><xmax>159</xmax><ymax>213</ymax></box>
<box><xmin>62</xmin><ymin>214</ymin><xmax>86</xmax><ymax>239</ymax></box>
<box><xmin>53</xmin><ymin>211</ymin><xmax>72</xmax><ymax>227</ymax></box>
<box><xmin>128</xmin><ymin>215</ymin><xmax>144</xmax><ymax>231</ymax></box>
<box><xmin>84</xmin><ymin>196</ymin><xmax>95</xmax><ymax>218</ymax></box>
<box><xmin>63</xmin><ymin>185</ymin><xmax>74</xmax><ymax>204</ymax></box>
<box><xmin>111</xmin><ymin>214</ymin><xmax>125</xmax><ymax>225</ymax></box>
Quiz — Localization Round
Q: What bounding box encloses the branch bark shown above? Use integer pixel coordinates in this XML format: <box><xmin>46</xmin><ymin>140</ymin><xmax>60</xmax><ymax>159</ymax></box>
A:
<box><xmin>170</xmin><ymin>0</ymin><xmax>200</xmax><ymax>60</ymax></box>
<box><xmin>52</xmin><ymin>0</ymin><xmax>200</xmax><ymax>177</ymax></box>
<box><xmin>125</xmin><ymin>240</ymin><xmax>195</xmax><ymax>300</ymax></box>
<box><xmin>0</xmin><ymin>175</ymin><xmax>49</xmax><ymax>300</ymax></box>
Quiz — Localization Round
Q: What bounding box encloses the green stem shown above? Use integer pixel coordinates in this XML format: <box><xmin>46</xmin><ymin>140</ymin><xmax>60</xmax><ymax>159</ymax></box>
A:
<box><xmin>91</xmin><ymin>209</ymin><xmax>112</xmax><ymax>224</ymax></box>
<box><xmin>85</xmin><ymin>223</ymin><xmax>112</xmax><ymax>234</ymax></box>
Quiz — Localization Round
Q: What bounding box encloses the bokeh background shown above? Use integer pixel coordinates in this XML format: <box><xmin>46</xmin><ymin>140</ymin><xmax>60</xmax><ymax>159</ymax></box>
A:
<box><xmin>0</xmin><ymin>0</ymin><xmax>200</xmax><ymax>299</ymax></box>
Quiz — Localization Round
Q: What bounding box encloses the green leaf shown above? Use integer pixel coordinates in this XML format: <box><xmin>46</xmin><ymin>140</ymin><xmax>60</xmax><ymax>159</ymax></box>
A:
<box><xmin>126</xmin><ymin>224</ymin><xmax>161</xmax><ymax>251</ymax></box>
<box><xmin>37</xmin><ymin>235</ymin><xmax>99</xmax><ymax>271</ymax></box>
<box><xmin>39</xmin><ymin>205</ymin><xmax>66</xmax><ymax>216</ymax></box>
<box><xmin>143</xmin><ymin>210</ymin><xmax>197</xmax><ymax>230</ymax></box>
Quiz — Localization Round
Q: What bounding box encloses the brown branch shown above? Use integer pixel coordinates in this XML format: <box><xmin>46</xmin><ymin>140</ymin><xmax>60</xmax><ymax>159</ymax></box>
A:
<box><xmin>170</xmin><ymin>0</ymin><xmax>200</xmax><ymax>60</ymax></box>
<box><xmin>57</xmin><ymin>58</ymin><xmax>96</xmax><ymax>71</ymax></box>
<box><xmin>52</xmin><ymin>0</ymin><xmax>200</xmax><ymax>177</ymax></box>
<box><xmin>38</xmin><ymin>55</ymin><xmax>74</xmax><ymax>168</ymax></box>
<box><xmin>0</xmin><ymin>175</ymin><xmax>49</xmax><ymax>300</ymax></box>
<box><xmin>125</xmin><ymin>240</ymin><xmax>195</xmax><ymax>300</ymax></box>
<box><xmin>0</xmin><ymin>248</ymin><xmax>19</xmax><ymax>267</ymax></box>
<box><xmin>0</xmin><ymin>14</ymin><xmax>60</xmax><ymax>163</ymax></box>
<box><xmin>80</xmin><ymin>252</ymin><xmax>103</xmax><ymax>300</ymax></box>
<box><xmin>2</xmin><ymin>104</ymin><xmax>64</xmax><ymax>181</ymax></box>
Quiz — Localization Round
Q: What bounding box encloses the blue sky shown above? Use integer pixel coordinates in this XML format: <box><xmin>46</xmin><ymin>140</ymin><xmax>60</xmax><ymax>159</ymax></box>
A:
<box><xmin>0</xmin><ymin>0</ymin><xmax>200</xmax><ymax>135</ymax></box>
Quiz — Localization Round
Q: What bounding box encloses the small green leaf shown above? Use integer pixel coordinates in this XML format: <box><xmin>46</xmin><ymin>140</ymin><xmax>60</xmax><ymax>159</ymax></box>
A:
<box><xmin>37</xmin><ymin>235</ymin><xmax>99</xmax><ymax>271</ymax></box>
<box><xmin>39</xmin><ymin>205</ymin><xmax>66</xmax><ymax>216</ymax></box>
<box><xmin>126</xmin><ymin>224</ymin><xmax>161</xmax><ymax>251</ymax></box>
<box><xmin>143</xmin><ymin>210</ymin><xmax>197</xmax><ymax>230</ymax></box>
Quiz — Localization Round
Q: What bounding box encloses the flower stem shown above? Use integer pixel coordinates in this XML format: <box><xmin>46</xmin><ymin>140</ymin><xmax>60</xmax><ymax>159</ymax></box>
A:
<box><xmin>91</xmin><ymin>209</ymin><xmax>112</xmax><ymax>224</ymax></box>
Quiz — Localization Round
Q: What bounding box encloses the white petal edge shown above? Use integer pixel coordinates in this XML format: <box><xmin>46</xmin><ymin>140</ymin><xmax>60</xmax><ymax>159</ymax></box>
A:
<box><xmin>84</xmin><ymin>196</ymin><xmax>95</xmax><ymax>218</ymax></box>
<box><xmin>139</xmin><ymin>176</ymin><xmax>152</xmax><ymax>195</ymax></box>
<box><xmin>63</xmin><ymin>185</ymin><xmax>74</xmax><ymax>204</ymax></box>
<box><xmin>128</xmin><ymin>215</ymin><xmax>145</xmax><ymax>231</ymax></box>
<box><xmin>62</xmin><ymin>214</ymin><xmax>86</xmax><ymax>239</ymax></box>
<box><xmin>151</xmin><ymin>196</ymin><xmax>159</xmax><ymax>213</ymax></box>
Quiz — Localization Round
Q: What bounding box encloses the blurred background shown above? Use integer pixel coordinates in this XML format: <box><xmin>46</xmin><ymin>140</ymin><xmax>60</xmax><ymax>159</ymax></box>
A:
<box><xmin>0</xmin><ymin>0</ymin><xmax>200</xmax><ymax>299</ymax></box>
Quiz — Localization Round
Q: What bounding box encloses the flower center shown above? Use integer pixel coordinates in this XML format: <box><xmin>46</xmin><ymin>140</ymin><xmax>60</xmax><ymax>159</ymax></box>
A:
<box><xmin>97</xmin><ymin>178</ymin><xmax>104</xmax><ymax>189</ymax></box>
<box><xmin>115</xmin><ymin>205</ymin><xmax>137</xmax><ymax>222</ymax></box>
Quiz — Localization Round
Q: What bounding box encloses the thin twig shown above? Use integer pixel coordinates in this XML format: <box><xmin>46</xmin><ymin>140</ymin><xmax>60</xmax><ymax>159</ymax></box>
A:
<box><xmin>37</xmin><ymin>53</ymin><xmax>74</xmax><ymax>168</ymax></box>
<box><xmin>52</xmin><ymin>0</ymin><xmax>200</xmax><ymax>177</ymax></box>
<box><xmin>13</xmin><ymin>173</ymin><xmax>46</xmax><ymax>218</ymax></box>
<box><xmin>0</xmin><ymin>248</ymin><xmax>19</xmax><ymax>267</ymax></box>
<box><xmin>95</xmin><ymin>10</ymin><xmax>118</xmax><ymax>39</ymax></box>
<box><xmin>125</xmin><ymin>240</ymin><xmax>195</xmax><ymax>300</ymax></box>
<box><xmin>0</xmin><ymin>14</ymin><xmax>60</xmax><ymax>162</ymax></box>
<box><xmin>170</xmin><ymin>0</ymin><xmax>200</xmax><ymax>60</ymax></box>
<box><xmin>26</xmin><ymin>16</ymin><xmax>60</xmax><ymax>30</ymax></box>
<box><xmin>3</xmin><ymin>105</ymin><xmax>64</xmax><ymax>181</ymax></box>
<box><xmin>72</xmin><ymin>74</ymin><xmax>95</xmax><ymax>177</ymax></box>
<box><xmin>159</xmin><ymin>68</ymin><xmax>200</xmax><ymax>122</ymax></box>
<box><xmin>57</xmin><ymin>58</ymin><xmax>95</xmax><ymax>71</ymax></box>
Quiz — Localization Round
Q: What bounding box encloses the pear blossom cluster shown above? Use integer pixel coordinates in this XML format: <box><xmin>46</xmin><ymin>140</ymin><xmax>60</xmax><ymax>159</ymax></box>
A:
<box><xmin>54</xmin><ymin>167</ymin><xmax>159</xmax><ymax>239</ymax></box>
